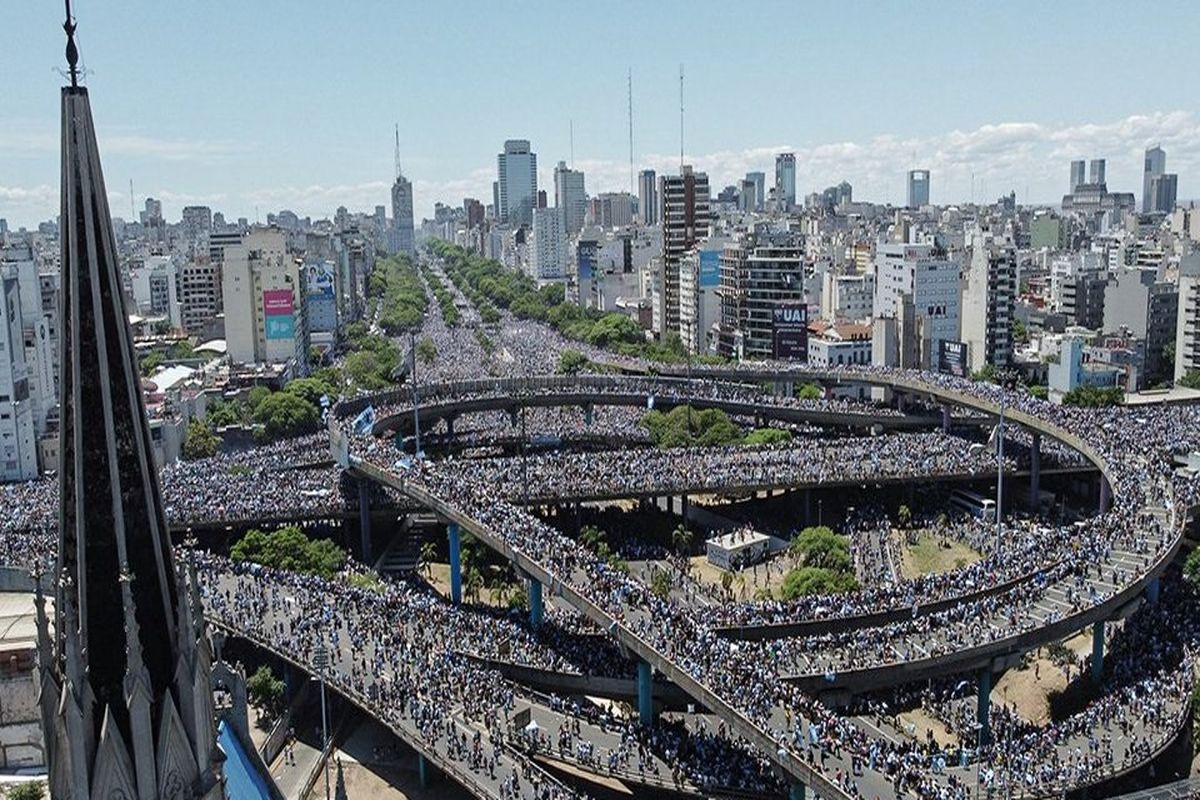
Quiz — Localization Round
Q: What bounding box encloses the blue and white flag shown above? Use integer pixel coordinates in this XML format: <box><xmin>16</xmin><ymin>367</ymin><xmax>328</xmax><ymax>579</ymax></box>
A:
<box><xmin>352</xmin><ymin>405</ymin><xmax>376</xmax><ymax>435</ymax></box>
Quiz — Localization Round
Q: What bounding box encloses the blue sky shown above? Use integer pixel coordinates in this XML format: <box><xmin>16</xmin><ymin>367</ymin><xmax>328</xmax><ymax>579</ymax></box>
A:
<box><xmin>2</xmin><ymin>0</ymin><xmax>1197</xmax><ymax>227</ymax></box>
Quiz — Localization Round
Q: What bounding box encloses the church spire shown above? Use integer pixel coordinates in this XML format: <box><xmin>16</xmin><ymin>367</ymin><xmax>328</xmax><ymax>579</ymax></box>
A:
<box><xmin>38</xmin><ymin>4</ymin><xmax>222</xmax><ymax>797</ymax></box>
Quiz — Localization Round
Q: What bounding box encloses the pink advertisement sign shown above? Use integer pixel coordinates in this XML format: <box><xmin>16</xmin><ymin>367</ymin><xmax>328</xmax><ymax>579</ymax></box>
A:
<box><xmin>262</xmin><ymin>289</ymin><xmax>293</xmax><ymax>317</ymax></box>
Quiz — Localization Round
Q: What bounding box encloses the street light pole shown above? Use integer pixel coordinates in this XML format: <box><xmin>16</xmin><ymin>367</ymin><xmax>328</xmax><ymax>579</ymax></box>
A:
<box><xmin>314</xmin><ymin>644</ymin><xmax>331</xmax><ymax>800</ymax></box>
<box><xmin>996</xmin><ymin>395</ymin><xmax>1004</xmax><ymax>558</ymax></box>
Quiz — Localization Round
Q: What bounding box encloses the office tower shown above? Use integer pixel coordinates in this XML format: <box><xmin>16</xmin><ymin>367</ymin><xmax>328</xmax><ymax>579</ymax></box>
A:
<box><xmin>960</xmin><ymin>232</ymin><xmax>1016</xmax><ymax>372</ymax></box>
<box><xmin>554</xmin><ymin>160</ymin><xmax>587</xmax><ymax>235</ymax></box>
<box><xmin>390</xmin><ymin>172</ymin><xmax>415</xmax><ymax>258</ymax></box>
<box><xmin>775</xmin><ymin>153</ymin><xmax>796</xmax><ymax>211</ymax></box>
<box><xmin>497</xmin><ymin>139</ymin><xmax>538</xmax><ymax>226</ymax></box>
<box><xmin>1070</xmin><ymin>160</ymin><xmax>1087</xmax><ymax>193</ymax></box>
<box><xmin>907</xmin><ymin>169</ymin><xmax>931</xmax><ymax>208</ymax></box>
<box><xmin>531</xmin><ymin>206</ymin><xmax>566</xmax><ymax>280</ymax></box>
<box><xmin>746</xmin><ymin>172</ymin><xmax>766</xmax><ymax>211</ymax></box>
<box><xmin>1089</xmin><ymin>158</ymin><xmax>1106</xmax><ymax>186</ymax></box>
<box><xmin>638</xmin><ymin>169</ymin><xmax>658</xmax><ymax>225</ymax></box>
<box><xmin>1143</xmin><ymin>146</ymin><xmax>1166</xmax><ymax>213</ymax></box>
<box><xmin>40</xmin><ymin>43</ymin><xmax>222</xmax><ymax>798</ymax></box>
<box><xmin>179</xmin><ymin>257</ymin><xmax>223</xmax><ymax>337</ymax></box>
<box><xmin>656</xmin><ymin>166</ymin><xmax>711</xmax><ymax>338</ymax></box>
<box><xmin>1148</xmin><ymin>174</ymin><xmax>1178</xmax><ymax>214</ymax></box>
<box><xmin>739</xmin><ymin>179</ymin><xmax>758</xmax><ymax>212</ymax></box>
<box><xmin>873</xmin><ymin>242</ymin><xmax>961</xmax><ymax>368</ymax></box>
<box><xmin>139</xmin><ymin>196</ymin><xmax>163</xmax><ymax>225</ymax></box>
<box><xmin>1104</xmin><ymin>267</ymin><xmax>1179</xmax><ymax>384</ymax></box>
<box><xmin>222</xmin><ymin>227</ymin><xmax>310</xmax><ymax>371</ymax></box>
<box><xmin>589</xmin><ymin>193</ymin><xmax>636</xmax><ymax>229</ymax></box>
<box><xmin>464</xmin><ymin>198</ymin><xmax>485</xmax><ymax>228</ymax></box>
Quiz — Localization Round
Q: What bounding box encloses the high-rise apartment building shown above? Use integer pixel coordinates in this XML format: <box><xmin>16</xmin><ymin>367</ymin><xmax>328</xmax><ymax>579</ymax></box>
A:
<box><xmin>1070</xmin><ymin>160</ymin><xmax>1087</xmax><ymax>193</ymax></box>
<box><xmin>656</xmin><ymin>166</ymin><xmax>711</xmax><ymax>338</ymax></box>
<box><xmin>221</xmin><ymin>226</ymin><xmax>310</xmax><ymax>372</ymax></box>
<box><xmin>907</xmin><ymin>169</ymin><xmax>931</xmax><ymax>208</ymax></box>
<box><xmin>554</xmin><ymin>161</ymin><xmax>587</xmax><ymax>235</ymax></box>
<box><xmin>179</xmin><ymin>257</ymin><xmax>224</xmax><ymax>338</ymax></box>
<box><xmin>589</xmin><ymin>193</ymin><xmax>636</xmax><ymax>229</ymax></box>
<box><xmin>497</xmin><ymin>139</ymin><xmax>538</xmax><ymax>226</ymax></box>
<box><xmin>873</xmin><ymin>242</ymin><xmax>961</xmax><ymax>368</ymax></box>
<box><xmin>127</xmin><ymin>255</ymin><xmax>181</xmax><ymax>329</ymax></box>
<box><xmin>775</xmin><ymin>153</ymin><xmax>796</xmax><ymax>211</ymax></box>
<box><xmin>960</xmin><ymin>232</ymin><xmax>1016</xmax><ymax>372</ymax></box>
<box><xmin>1143</xmin><ymin>146</ymin><xmax>1166</xmax><ymax>213</ymax></box>
<box><xmin>531</xmin><ymin>206</ymin><xmax>566</xmax><ymax>280</ymax></box>
<box><xmin>638</xmin><ymin>169</ymin><xmax>658</xmax><ymax>225</ymax></box>
<box><xmin>0</xmin><ymin>269</ymin><xmax>38</xmax><ymax>481</ymax></box>
<box><xmin>1175</xmin><ymin>253</ymin><xmax>1200</xmax><ymax>382</ymax></box>
<box><xmin>716</xmin><ymin>229</ymin><xmax>806</xmax><ymax>359</ymax></box>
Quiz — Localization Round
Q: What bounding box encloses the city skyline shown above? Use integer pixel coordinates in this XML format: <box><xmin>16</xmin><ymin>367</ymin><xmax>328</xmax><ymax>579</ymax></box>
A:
<box><xmin>2</xmin><ymin>1</ymin><xmax>1199</xmax><ymax>226</ymax></box>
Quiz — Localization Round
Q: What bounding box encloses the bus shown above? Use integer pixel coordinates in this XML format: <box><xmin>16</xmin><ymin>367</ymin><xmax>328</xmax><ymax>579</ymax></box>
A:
<box><xmin>950</xmin><ymin>489</ymin><xmax>996</xmax><ymax>521</ymax></box>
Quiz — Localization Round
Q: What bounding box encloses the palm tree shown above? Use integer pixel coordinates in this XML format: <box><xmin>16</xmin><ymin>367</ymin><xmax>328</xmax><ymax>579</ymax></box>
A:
<box><xmin>672</xmin><ymin>524</ymin><xmax>693</xmax><ymax>557</ymax></box>
<box><xmin>465</xmin><ymin>567</ymin><xmax>485</xmax><ymax>605</ymax></box>
<box><xmin>898</xmin><ymin>504</ymin><xmax>912</xmax><ymax>529</ymax></box>
<box><xmin>419</xmin><ymin>541</ymin><xmax>437</xmax><ymax>578</ymax></box>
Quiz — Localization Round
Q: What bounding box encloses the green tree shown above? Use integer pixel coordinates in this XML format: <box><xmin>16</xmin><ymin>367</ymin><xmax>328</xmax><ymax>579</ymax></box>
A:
<box><xmin>671</xmin><ymin>524</ymin><xmax>693</xmax><ymax>556</ymax></box>
<box><xmin>207</xmin><ymin>398</ymin><xmax>245</xmax><ymax>428</ymax></box>
<box><xmin>898</xmin><ymin>504</ymin><xmax>913</xmax><ymax>528</ymax></box>
<box><xmin>743</xmin><ymin>428</ymin><xmax>792</xmax><ymax>446</ymax></box>
<box><xmin>344</xmin><ymin>351</ymin><xmax>387</xmax><ymax>390</ymax></box>
<box><xmin>246</xmin><ymin>385</ymin><xmax>272</xmax><ymax>413</ymax></box>
<box><xmin>182</xmin><ymin>419</ymin><xmax>220</xmax><ymax>461</ymax></box>
<box><xmin>779</xmin><ymin>566</ymin><xmax>858</xmax><ymax>599</ymax></box>
<box><xmin>246</xmin><ymin>665</ymin><xmax>285</xmax><ymax>717</ymax></box>
<box><xmin>230</xmin><ymin>526</ymin><xmax>347</xmax><ymax>579</ymax></box>
<box><xmin>1061</xmin><ymin>385</ymin><xmax>1124</xmax><ymax>407</ymax></box>
<box><xmin>1184</xmin><ymin>548</ymin><xmax>1200</xmax><ymax>587</ymax></box>
<box><xmin>1179</xmin><ymin>370</ymin><xmax>1200</xmax><ymax>390</ymax></box>
<box><xmin>557</xmin><ymin>349</ymin><xmax>590</xmax><ymax>375</ymax></box>
<box><xmin>788</xmin><ymin>526</ymin><xmax>852</xmax><ymax>572</ymax></box>
<box><xmin>579</xmin><ymin>525</ymin><xmax>607</xmax><ymax>553</ymax></box>
<box><xmin>1012</xmin><ymin>318</ymin><xmax>1028</xmax><ymax>343</ymax></box>
<box><xmin>797</xmin><ymin>383</ymin><xmax>823</xmax><ymax>400</ymax></box>
<box><xmin>170</xmin><ymin>339</ymin><xmax>196</xmax><ymax>360</ymax></box>
<box><xmin>1028</xmin><ymin>385</ymin><xmax>1049</xmax><ymax>400</ymax></box>
<box><xmin>651</xmin><ymin>569</ymin><xmax>673</xmax><ymax>600</ymax></box>
<box><xmin>139</xmin><ymin>352</ymin><xmax>165</xmax><ymax>376</ymax></box>
<box><xmin>7</xmin><ymin>783</ymin><xmax>46</xmax><ymax>800</ymax></box>
<box><xmin>284</xmin><ymin>377</ymin><xmax>336</xmax><ymax>409</ymax></box>
<box><xmin>419</xmin><ymin>540</ymin><xmax>437</xmax><ymax>578</ymax></box>
<box><xmin>416</xmin><ymin>336</ymin><xmax>438</xmax><ymax>366</ymax></box>
<box><xmin>253</xmin><ymin>392</ymin><xmax>319</xmax><ymax>440</ymax></box>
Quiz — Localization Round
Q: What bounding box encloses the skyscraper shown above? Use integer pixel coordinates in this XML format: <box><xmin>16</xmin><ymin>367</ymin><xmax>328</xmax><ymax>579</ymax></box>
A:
<box><xmin>638</xmin><ymin>169</ymin><xmax>658</xmax><ymax>225</ymax></box>
<box><xmin>554</xmin><ymin>160</ymin><xmax>587</xmax><ymax>235</ymax></box>
<box><xmin>1142</xmin><ymin>146</ymin><xmax>1166</xmax><ymax>213</ymax></box>
<box><xmin>1089</xmin><ymin>158</ymin><xmax>1106</xmax><ymax>186</ymax></box>
<box><xmin>656</xmin><ymin>166</ymin><xmax>711</xmax><ymax>338</ymax></box>
<box><xmin>745</xmin><ymin>172</ymin><xmax>766</xmax><ymax>211</ymax></box>
<box><xmin>1148</xmin><ymin>174</ymin><xmax>1179</xmax><ymax>215</ymax></box>
<box><xmin>907</xmin><ymin>169</ymin><xmax>931</xmax><ymax>208</ymax></box>
<box><xmin>39</xmin><ymin>15</ymin><xmax>222</xmax><ymax>797</ymax></box>
<box><xmin>390</xmin><ymin>128</ymin><xmax>415</xmax><ymax>257</ymax></box>
<box><xmin>775</xmin><ymin>153</ymin><xmax>796</xmax><ymax>211</ymax></box>
<box><xmin>1070</xmin><ymin>160</ymin><xmax>1087</xmax><ymax>193</ymax></box>
<box><xmin>497</xmin><ymin>139</ymin><xmax>538</xmax><ymax>227</ymax></box>
<box><xmin>960</xmin><ymin>232</ymin><xmax>1016</xmax><ymax>372</ymax></box>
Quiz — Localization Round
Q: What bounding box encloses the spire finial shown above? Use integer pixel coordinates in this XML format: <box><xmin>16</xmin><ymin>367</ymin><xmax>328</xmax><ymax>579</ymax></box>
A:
<box><xmin>63</xmin><ymin>0</ymin><xmax>79</xmax><ymax>87</ymax></box>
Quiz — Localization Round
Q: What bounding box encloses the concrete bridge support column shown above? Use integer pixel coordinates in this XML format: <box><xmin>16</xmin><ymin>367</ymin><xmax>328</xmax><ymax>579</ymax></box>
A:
<box><xmin>790</xmin><ymin>783</ymin><xmax>806</xmax><ymax>800</ymax></box>
<box><xmin>529</xmin><ymin>577</ymin><xmax>543</xmax><ymax>629</ymax></box>
<box><xmin>584</xmin><ymin>403</ymin><xmax>594</xmax><ymax>426</ymax></box>
<box><xmin>445</xmin><ymin>414</ymin><xmax>455</xmax><ymax>440</ymax></box>
<box><xmin>977</xmin><ymin>668</ymin><xmax>991</xmax><ymax>746</ymax></box>
<box><xmin>1146</xmin><ymin>576</ymin><xmax>1160</xmax><ymax>606</ymax></box>
<box><xmin>417</xmin><ymin>753</ymin><xmax>429</xmax><ymax>788</ymax></box>
<box><xmin>942</xmin><ymin>405</ymin><xmax>952</xmax><ymax>433</ymax></box>
<box><xmin>1028</xmin><ymin>432</ymin><xmax>1041</xmax><ymax>511</ymax></box>
<box><xmin>638</xmin><ymin>661</ymin><xmax>654</xmax><ymax>726</ymax></box>
<box><xmin>1099</xmin><ymin>475</ymin><xmax>1111</xmax><ymax>514</ymax></box>
<box><xmin>803</xmin><ymin>489</ymin><xmax>812</xmax><ymax>525</ymax></box>
<box><xmin>680</xmin><ymin>495</ymin><xmax>689</xmax><ymax>524</ymax></box>
<box><xmin>1092</xmin><ymin>620</ymin><xmax>1105</xmax><ymax>683</ymax></box>
<box><xmin>358</xmin><ymin>479</ymin><xmax>372</xmax><ymax>563</ymax></box>
<box><xmin>448</xmin><ymin>522</ymin><xmax>462</xmax><ymax>605</ymax></box>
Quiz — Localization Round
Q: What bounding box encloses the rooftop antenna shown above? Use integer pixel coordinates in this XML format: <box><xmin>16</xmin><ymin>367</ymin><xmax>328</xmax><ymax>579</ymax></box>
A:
<box><xmin>394</xmin><ymin>123</ymin><xmax>402</xmax><ymax>180</ymax></box>
<box><xmin>63</xmin><ymin>0</ymin><xmax>79</xmax><ymax>88</ymax></box>
<box><xmin>627</xmin><ymin>68</ymin><xmax>634</xmax><ymax>194</ymax></box>
<box><xmin>679</xmin><ymin>64</ymin><xmax>685</xmax><ymax>171</ymax></box>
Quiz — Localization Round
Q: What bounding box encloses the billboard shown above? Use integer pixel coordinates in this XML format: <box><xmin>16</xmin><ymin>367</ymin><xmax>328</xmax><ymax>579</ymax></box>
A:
<box><xmin>771</xmin><ymin>303</ymin><xmax>808</xmax><ymax>361</ymax></box>
<box><xmin>306</xmin><ymin>261</ymin><xmax>336</xmax><ymax>298</ymax></box>
<box><xmin>577</xmin><ymin>240</ymin><xmax>597</xmax><ymax>283</ymax></box>
<box><xmin>938</xmin><ymin>340</ymin><xmax>968</xmax><ymax>377</ymax></box>
<box><xmin>699</xmin><ymin>250</ymin><xmax>720</xmax><ymax>289</ymax></box>
<box><xmin>263</xmin><ymin>288</ymin><xmax>294</xmax><ymax>341</ymax></box>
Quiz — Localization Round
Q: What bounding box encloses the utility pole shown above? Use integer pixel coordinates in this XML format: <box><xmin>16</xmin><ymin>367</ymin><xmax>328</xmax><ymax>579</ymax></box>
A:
<box><xmin>313</xmin><ymin>644</ymin><xmax>331</xmax><ymax>800</ymax></box>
